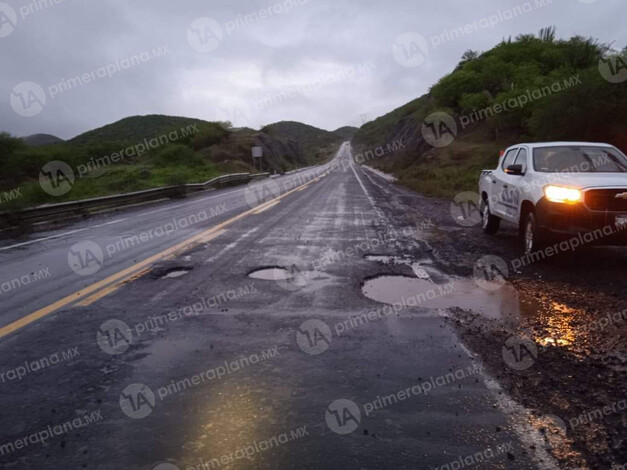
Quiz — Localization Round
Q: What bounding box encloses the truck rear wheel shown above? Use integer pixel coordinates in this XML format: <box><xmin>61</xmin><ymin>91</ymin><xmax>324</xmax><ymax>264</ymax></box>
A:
<box><xmin>481</xmin><ymin>199</ymin><xmax>500</xmax><ymax>234</ymax></box>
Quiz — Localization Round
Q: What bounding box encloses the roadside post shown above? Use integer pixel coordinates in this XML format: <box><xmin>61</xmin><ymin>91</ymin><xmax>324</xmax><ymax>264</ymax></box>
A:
<box><xmin>252</xmin><ymin>146</ymin><xmax>263</xmax><ymax>172</ymax></box>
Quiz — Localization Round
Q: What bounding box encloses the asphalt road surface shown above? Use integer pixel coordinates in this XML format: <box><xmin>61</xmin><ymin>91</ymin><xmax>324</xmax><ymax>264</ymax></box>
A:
<box><xmin>0</xmin><ymin>144</ymin><xmax>558</xmax><ymax>469</ymax></box>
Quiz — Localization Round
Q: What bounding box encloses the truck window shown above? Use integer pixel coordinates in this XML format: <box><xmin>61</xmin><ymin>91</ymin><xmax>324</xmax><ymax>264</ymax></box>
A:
<box><xmin>513</xmin><ymin>148</ymin><xmax>528</xmax><ymax>173</ymax></box>
<box><xmin>533</xmin><ymin>146</ymin><xmax>627</xmax><ymax>173</ymax></box>
<box><xmin>501</xmin><ymin>149</ymin><xmax>518</xmax><ymax>170</ymax></box>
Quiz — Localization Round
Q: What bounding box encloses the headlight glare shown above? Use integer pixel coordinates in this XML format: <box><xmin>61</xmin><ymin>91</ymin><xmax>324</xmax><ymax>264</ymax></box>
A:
<box><xmin>544</xmin><ymin>185</ymin><xmax>581</xmax><ymax>204</ymax></box>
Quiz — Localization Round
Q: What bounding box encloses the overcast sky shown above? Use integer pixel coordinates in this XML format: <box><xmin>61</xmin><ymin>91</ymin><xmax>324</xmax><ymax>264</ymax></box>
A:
<box><xmin>0</xmin><ymin>0</ymin><xmax>625</xmax><ymax>139</ymax></box>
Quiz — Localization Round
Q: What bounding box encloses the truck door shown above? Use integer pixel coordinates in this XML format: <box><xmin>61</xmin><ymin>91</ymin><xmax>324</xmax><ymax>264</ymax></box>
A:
<box><xmin>493</xmin><ymin>148</ymin><xmax>519</xmax><ymax>219</ymax></box>
<box><xmin>508</xmin><ymin>148</ymin><xmax>529</xmax><ymax>221</ymax></box>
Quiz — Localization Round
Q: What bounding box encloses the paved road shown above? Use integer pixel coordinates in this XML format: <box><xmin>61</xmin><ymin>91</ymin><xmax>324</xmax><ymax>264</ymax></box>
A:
<box><xmin>0</xmin><ymin>163</ymin><xmax>329</xmax><ymax>330</ymax></box>
<box><xmin>0</xmin><ymin>144</ymin><xmax>551</xmax><ymax>469</ymax></box>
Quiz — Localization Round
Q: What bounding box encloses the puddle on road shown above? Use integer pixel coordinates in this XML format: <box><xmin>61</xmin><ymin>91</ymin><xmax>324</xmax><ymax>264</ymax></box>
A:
<box><xmin>161</xmin><ymin>269</ymin><xmax>192</xmax><ymax>279</ymax></box>
<box><xmin>361</xmin><ymin>274</ymin><xmax>535</xmax><ymax>319</ymax></box>
<box><xmin>248</xmin><ymin>266</ymin><xmax>332</xmax><ymax>290</ymax></box>
<box><xmin>362</xmin><ymin>254</ymin><xmax>528</xmax><ymax>318</ymax></box>
<box><xmin>249</xmin><ymin>267</ymin><xmax>292</xmax><ymax>281</ymax></box>
<box><xmin>362</xmin><ymin>257</ymin><xmax>599</xmax><ymax>358</ymax></box>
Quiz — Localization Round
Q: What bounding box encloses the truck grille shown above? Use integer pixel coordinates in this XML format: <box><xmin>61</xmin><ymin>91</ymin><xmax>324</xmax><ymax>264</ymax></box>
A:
<box><xmin>584</xmin><ymin>189</ymin><xmax>627</xmax><ymax>212</ymax></box>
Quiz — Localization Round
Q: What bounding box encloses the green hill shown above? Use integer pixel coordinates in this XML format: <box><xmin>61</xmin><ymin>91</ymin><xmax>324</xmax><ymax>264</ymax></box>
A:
<box><xmin>333</xmin><ymin>126</ymin><xmax>359</xmax><ymax>140</ymax></box>
<box><xmin>0</xmin><ymin>116</ymin><xmax>340</xmax><ymax>210</ymax></box>
<box><xmin>22</xmin><ymin>134</ymin><xmax>65</xmax><ymax>147</ymax></box>
<box><xmin>261</xmin><ymin>121</ymin><xmax>344</xmax><ymax>165</ymax></box>
<box><xmin>69</xmin><ymin>115</ymin><xmax>210</xmax><ymax>145</ymax></box>
<box><xmin>353</xmin><ymin>28</ymin><xmax>627</xmax><ymax>197</ymax></box>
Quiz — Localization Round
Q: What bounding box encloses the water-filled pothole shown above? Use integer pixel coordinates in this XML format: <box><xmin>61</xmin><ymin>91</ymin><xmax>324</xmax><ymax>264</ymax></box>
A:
<box><xmin>248</xmin><ymin>266</ymin><xmax>332</xmax><ymax>289</ymax></box>
<box><xmin>161</xmin><ymin>269</ymin><xmax>192</xmax><ymax>279</ymax></box>
<box><xmin>361</xmin><ymin>274</ymin><xmax>539</xmax><ymax>319</ymax></box>
<box><xmin>248</xmin><ymin>267</ymin><xmax>292</xmax><ymax>281</ymax></box>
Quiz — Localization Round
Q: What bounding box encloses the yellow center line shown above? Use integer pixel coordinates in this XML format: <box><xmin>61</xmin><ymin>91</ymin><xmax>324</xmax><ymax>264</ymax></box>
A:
<box><xmin>0</xmin><ymin>173</ymin><xmax>323</xmax><ymax>339</ymax></box>
<box><xmin>75</xmin><ymin>229</ymin><xmax>227</xmax><ymax>307</ymax></box>
<box><xmin>252</xmin><ymin>201</ymin><xmax>280</xmax><ymax>214</ymax></box>
<box><xmin>76</xmin><ymin>267</ymin><xmax>153</xmax><ymax>307</ymax></box>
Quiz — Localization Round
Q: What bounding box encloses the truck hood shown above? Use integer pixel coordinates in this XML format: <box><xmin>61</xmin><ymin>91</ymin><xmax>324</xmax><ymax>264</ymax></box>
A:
<box><xmin>536</xmin><ymin>172</ymin><xmax>627</xmax><ymax>190</ymax></box>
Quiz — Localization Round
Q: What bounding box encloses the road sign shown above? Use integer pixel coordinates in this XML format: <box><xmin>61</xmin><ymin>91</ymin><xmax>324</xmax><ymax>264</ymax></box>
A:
<box><xmin>252</xmin><ymin>146</ymin><xmax>263</xmax><ymax>158</ymax></box>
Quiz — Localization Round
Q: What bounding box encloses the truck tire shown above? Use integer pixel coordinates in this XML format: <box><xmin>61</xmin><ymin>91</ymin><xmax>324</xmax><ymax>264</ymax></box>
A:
<box><xmin>522</xmin><ymin>211</ymin><xmax>546</xmax><ymax>255</ymax></box>
<box><xmin>481</xmin><ymin>198</ymin><xmax>500</xmax><ymax>234</ymax></box>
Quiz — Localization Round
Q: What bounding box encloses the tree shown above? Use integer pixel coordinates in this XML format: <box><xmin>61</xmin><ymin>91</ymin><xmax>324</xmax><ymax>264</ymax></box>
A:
<box><xmin>0</xmin><ymin>133</ymin><xmax>25</xmax><ymax>184</ymax></box>
<box><xmin>457</xmin><ymin>49</ymin><xmax>479</xmax><ymax>68</ymax></box>
<box><xmin>539</xmin><ymin>26</ymin><xmax>556</xmax><ymax>43</ymax></box>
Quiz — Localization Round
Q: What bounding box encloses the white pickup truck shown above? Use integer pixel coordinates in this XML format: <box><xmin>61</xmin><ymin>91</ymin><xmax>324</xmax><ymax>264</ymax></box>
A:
<box><xmin>479</xmin><ymin>142</ymin><xmax>627</xmax><ymax>254</ymax></box>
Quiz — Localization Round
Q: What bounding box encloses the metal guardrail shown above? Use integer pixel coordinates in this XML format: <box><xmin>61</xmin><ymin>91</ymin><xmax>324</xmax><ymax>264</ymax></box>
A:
<box><xmin>0</xmin><ymin>172</ymin><xmax>270</xmax><ymax>228</ymax></box>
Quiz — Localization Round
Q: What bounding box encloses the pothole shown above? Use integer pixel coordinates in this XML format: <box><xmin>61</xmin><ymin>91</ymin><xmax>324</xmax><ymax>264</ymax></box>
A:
<box><xmin>248</xmin><ymin>266</ymin><xmax>333</xmax><ymax>290</ymax></box>
<box><xmin>160</xmin><ymin>268</ymin><xmax>192</xmax><ymax>279</ymax></box>
<box><xmin>361</xmin><ymin>274</ymin><xmax>539</xmax><ymax>320</ymax></box>
<box><xmin>150</xmin><ymin>261</ymin><xmax>194</xmax><ymax>280</ymax></box>
<box><xmin>248</xmin><ymin>267</ymin><xmax>292</xmax><ymax>281</ymax></box>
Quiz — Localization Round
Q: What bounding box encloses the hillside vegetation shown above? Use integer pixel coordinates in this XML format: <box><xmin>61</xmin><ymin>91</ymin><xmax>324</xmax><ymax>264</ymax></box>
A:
<box><xmin>0</xmin><ymin>115</ymin><xmax>340</xmax><ymax>210</ymax></box>
<box><xmin>333</xmin><ymin>126</ymin><xmax>359</xmax><ymax>140</ymax></box>
<box><xmin>261</xmin><ymin>121</ymin><xmax>347</xmax><ymax>165</ymax></box>
<box><xmin>22</xmin><ymin>134</ymin><xmax>65</xmax><ymax>147</ymax></box>
<box><xmin>69</xmin><ymin>115</ymin><xmax>210</xmax><ymax>145</ymax></box>
<box><xmin>353</xmin><ymin>28</ymin><xmax>627</xmax><ymax>197</ymax></box>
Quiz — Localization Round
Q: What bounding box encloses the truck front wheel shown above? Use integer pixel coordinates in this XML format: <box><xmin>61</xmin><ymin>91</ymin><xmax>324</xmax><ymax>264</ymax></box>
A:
<box><xmin>522</xmin><ymin>211</ymin><xmax>546</xmax><ymax>255</ymax></box>
<box><xmin>481</xmin><ymin>198</ymin><xmax>500</xmax><ymax>234</ymax></box>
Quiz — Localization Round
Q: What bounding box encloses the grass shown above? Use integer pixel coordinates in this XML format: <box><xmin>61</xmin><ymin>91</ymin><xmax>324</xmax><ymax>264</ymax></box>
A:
<box><xmin>1</xmin><ymin>159</ymin><xmax>254</xmax><ymax>211</ymax></box>
<box><xmin>369</xmin><ymin>130</ymin><xmax>504</xmax><ymax>198</ymax></box>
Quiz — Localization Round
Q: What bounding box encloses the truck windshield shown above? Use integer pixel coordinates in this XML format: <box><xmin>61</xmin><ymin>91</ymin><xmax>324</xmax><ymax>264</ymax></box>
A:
<box><xmin>533</xmin><ymin>146</ymin><xmax>627</xmax><ymax>173</ymax></box>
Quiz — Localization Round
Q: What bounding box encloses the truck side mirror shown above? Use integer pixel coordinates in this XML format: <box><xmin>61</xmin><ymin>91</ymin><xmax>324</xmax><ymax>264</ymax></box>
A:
<box><xmin>505</xmin><ymin>164</ymin><xmax>524</xmax><ymax>175</ymax></box>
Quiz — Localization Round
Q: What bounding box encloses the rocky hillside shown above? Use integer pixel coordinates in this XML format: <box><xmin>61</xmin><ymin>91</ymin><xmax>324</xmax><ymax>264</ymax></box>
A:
<box><xmin>353</xmin><ymin>28</ymin><xmax>627</xmax><ymax>197</ymax></box>
<box><xmin>261</xmin><ymin>121</ymin><xmax>345</xmax><ymax>165</ymax></box>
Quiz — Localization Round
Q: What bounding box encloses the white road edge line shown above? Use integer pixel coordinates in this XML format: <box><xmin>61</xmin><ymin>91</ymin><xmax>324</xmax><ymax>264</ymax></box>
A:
<box><xmin>0</xmin><ymin>228</ymin><xmax>91</xmax><ymax>251</ymax></box>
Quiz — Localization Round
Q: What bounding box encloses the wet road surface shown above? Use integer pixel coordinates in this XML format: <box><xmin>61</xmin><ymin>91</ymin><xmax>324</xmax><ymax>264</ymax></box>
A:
<box><xmin>0</xmin><ymin>144</ymin><xmax>559</xmax><ymax>469</ymax></box>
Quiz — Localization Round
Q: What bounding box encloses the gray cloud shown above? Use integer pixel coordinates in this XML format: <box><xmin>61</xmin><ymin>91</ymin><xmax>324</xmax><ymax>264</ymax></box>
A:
<box><xmin>0</xmin><ymin>0</ymin><xmax>625</xmax><ymax>139</ymax></box>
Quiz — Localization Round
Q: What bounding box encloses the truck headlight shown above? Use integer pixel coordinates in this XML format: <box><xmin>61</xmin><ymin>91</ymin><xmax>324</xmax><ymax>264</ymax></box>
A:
<box><xmin>544</xmin><ymin>185</ymin><xmax>581</xmax><ymax>204</ymax></box>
